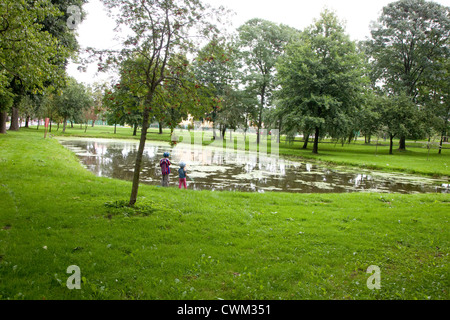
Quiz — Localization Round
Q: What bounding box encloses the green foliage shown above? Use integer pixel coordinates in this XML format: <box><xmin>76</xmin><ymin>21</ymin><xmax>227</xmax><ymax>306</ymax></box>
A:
<box><xmin>41</xmin><ymin>0</ymin><xmax>88</xmax><ymax>55</ymax></box>
<box><xmin>237</xmin><ymin>19</ymin><xmax>299</xmax><ymax>133</ymax></box>
<box><xmin>0</xmin><ymin>92</ymin><xmax>14</xmax><ymax>113</ymax></box>
<box><xmin>193</xmin><ymin>38</ymin><xmax>248</xmax><ymax>132</ymax></box>
<box><xmin>276</xmin><ymin>9</ymin><xmax>366</xmax><ymax>153</ymax></box>
<box><xmin>367</xmin><ymin>0</ymin><xmax>449</xmax><ymax>149</ymax></box>
<box><xmin>356</xmin><ymin>90</ymin><xmax>382</xmax><ymax>142</ymax></box>
<box><xmin>368</xmin><ymin>0</ymin><xmax>450</xmax><ymax>98</ymax></box>
<box><xmin>55</xmin><ymin>78</ymin><xmax>93</xmax><ymax>131</ymax></box>
<box><xmin>377</xmin><ymin>93</ymin><xmax>426</xmax><ymax>153</ymax></box>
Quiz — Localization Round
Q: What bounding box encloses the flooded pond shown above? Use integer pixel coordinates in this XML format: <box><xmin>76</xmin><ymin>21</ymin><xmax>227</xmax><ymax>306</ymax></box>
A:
<box><xmin>58</xmin><ymin>137</ymin><xmax>448</xmax><ymax>194</ymax></box>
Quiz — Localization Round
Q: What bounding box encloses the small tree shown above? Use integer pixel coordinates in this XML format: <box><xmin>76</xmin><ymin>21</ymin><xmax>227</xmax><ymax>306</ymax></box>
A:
<box><xmin>237</xmin><ymin>19</ymin><xmax>297</xmax><ymax>144</ymax></box>
<box><xmin>56</xmin><ymin>78</ymin><xmax>92</xmax><ymax>133</ymax></box>
<box><xmin>95</xmin><ymin>0</ymin><xmax>226</xmax><ymax>206</ymax></box>
<box><xmin>379</xmin><ymin>93</ymin><xmax>421</xmax><ymax>155</ymax></box>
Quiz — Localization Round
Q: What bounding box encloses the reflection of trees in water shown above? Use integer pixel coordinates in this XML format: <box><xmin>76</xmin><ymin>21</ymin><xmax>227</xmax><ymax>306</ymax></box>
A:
<box><xmin>78</xmin><ymin>142</ymin><xmax>160</xmax><ymax>182</ymax></box>
<box><xmin>101</xmin><ymin>145</ymin><xmax>161</xmax><ymax>182</ymax></box>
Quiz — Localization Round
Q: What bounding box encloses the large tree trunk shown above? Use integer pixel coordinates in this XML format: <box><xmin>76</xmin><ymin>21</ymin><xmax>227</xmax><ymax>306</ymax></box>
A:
<box><xmin>129</xmin><ymin>107</ymin><xmax>151</xmax><ymax>207</ymax></box>
<box><xmin>302</xmin><ymin>132</ymin><xmax>310</xmax><ymax>149</ymax></box>
<box><xmin>389</xmin><ymin>135</ymin><xmax>394</xmax><ymax>155</ymax></box>
<box><xmin>257</xmin><ymin>86</ymin><xmax>266</xmax><ymax>145</ymax></box>
<box><xmin>133</xmin><ymin>123</ymin><xmax>138</xmax><ymax>136</ymax></box>
<box><xmin>439</xmin><ymin>113</ymin><xmax>449</xmax><ymax>154</ymax></box>
<box><xmin>158</xmin><ymin>121</ymin><xmax>163</xmax><ymax>134</ymax></box>
<box><xmin>0</xmin><ymin>111</ymin><xmax>7</xmax><ymax>134</ymax></box>
<box><xmin>312</xmin><ymin>127</ymin><xmax>320</xmax><ymax>154</ymax></box>
<box><xmin>8</xmin><ymin>107</ymin><xmax>19</xmax><ymax>131</ymax></box>
<box><xmin>62</xmin><ymin>117</ymin><xmax>67</xmax><ymax>133</ymax></box>
<box><xmin>348</xmin><ymin>131</ymin><xmax>353</xmax><ymax>144</ymax></box>
<box><xmin>399</xmin><ymin>136</ymin><xmax>406</xmax><ymax>151</ymax></box>
<box><xmin>221</xmin><ymin>125</ymin><xmax>226</xmax><ymax>139</ymax></box>
<box><xmin>277</xmin><ymin>119</ymin><xmax>282</xmax><ymax>144</ymax></box>
<box><xmin>25</xmin><ymin>116</ymin><xmax>30</xmax><ymax>128</ymax></box>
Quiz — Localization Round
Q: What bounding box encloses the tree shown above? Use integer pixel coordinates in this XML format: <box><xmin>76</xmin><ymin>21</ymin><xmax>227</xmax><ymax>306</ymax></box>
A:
<box><xmin>378</xmin><ymin>93</ymin><xmax>423</xmax><ymax>155</ymax></box>
<box><xmin>0</xmin><ymin>91</ymin><xmax>13</xmax><ymax>134</ymax></box>
<box><xmin>0</xmin><ymin>0</ymin><xmax>72</xmax><ymax>132</ymax></box>
<box><xmin>237</xmin><ymin>19</ymin><xmax>298</xmax><ymax>144</ymax></box>
<box><xmin>41</xmin><ymin>0</ymin><xmax>87</xmax><ymax>59</ymax></box>
<box><xmin>276</xmin><ymin>10</ymin><xmax>366</xmax><ymax>154</ymax></box>
<box><xmin>103</xmin><ymin>79</ymin><xmax>144</xmax><ymax>135</ymax></box>
<box><xmin>193</xmin><ymin>38</ymin><xmax>242</xmax><ymax>138</ymax></box>
<box><xmin>97</xmin><ymin>0</ymin><xmax>225</xmax><ymax>206</ymax></box>
<box><xmin>0</xmin><ymin>0</ymin><xmax>87</xmax><ymax>132</ymax></box>
<box><xmin>357</xmin><ymin>92</ymin><xmax>382</xmax><ymax>144</ymax></box>
<box><xmin>418</xmin><ymin>57</ymin><xmax>450</xmax><ymax>154</ymax></box>
<box><xmin>55</xmin><ymin>78</ymin><xmax>92</xmax><ymax>133</ymax></box>
<box><xmin>367</xmin><ymin>0</ymin><xmax>450</xmax><ymax>150</ymax></box>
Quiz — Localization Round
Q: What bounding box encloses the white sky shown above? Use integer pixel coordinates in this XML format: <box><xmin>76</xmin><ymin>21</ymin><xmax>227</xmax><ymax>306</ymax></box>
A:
<box><xmin>67</xmin><ymin>0</ymin><xmax>450</xmax><ymax>86</ymax></box>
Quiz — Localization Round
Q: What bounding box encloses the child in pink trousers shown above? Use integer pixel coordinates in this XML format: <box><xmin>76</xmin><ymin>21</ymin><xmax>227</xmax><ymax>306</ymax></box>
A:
<box><xmin>178</xmin><ymin>162</ymin><xmax>187</xmax><ymax>189</ymax></box>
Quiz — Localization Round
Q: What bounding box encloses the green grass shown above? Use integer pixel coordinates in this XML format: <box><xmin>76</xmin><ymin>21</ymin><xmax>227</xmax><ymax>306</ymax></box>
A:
<box><xmin>0</xmin><ymin>129</ymin><xmax>449</xmax><ymax>300</ymax></box>
<box><xmin>42</xmin><ymin>123</ymin><xmax>173</xmax><ymax>142</ymax></box>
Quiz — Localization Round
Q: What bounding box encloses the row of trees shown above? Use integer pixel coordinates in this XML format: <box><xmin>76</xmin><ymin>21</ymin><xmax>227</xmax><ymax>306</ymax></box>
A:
<box><xmin>5</xmin><ymin>77</ymin><xmax>100</xmax><ymax>133</ymax></box>
<box><xmin>0</xmin><ymin>0</ymin><xmax>92</xmax><ymax>134</ymax></box>
<box><xmin>2</xmin><ymin>0</ymin><xmax>448</xmax><ymax>206</ymax></box>
<box><xmin>275</xmin><ymin>1</ymin><xmax>449</xmax><ymax>155</ymax></box>
<box><xmin>98</xmin><ymin>0</ymin><xmax>449</xmax><ymax>157</ymax></box>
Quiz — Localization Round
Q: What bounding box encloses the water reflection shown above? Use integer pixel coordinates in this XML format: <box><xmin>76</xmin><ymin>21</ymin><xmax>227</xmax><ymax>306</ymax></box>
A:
<box><xmin>59</xmin><ymin>138</ymin><xmax>448</xmax><ymax>194</ymax></box>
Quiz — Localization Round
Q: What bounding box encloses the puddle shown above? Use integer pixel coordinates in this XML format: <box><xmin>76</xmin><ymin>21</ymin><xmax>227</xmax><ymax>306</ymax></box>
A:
<box><xmin>58</xmin><ymin>137</ymin><xmax>449</xmax><ymax>194</ymax></box>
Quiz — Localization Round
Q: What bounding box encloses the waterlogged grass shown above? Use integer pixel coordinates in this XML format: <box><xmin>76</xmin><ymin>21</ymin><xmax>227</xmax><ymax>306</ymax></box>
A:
<box><xmin>277</xmin><ymin>140</ymin><xmax>450</xmax><ymax>178</ymax></box>
<box><xmin>0</xmin><ymin>130</ymin><xmax>449</xmax><ymax>300</ymax></box>
<box><xmin>31</xmin><ymin>124</ymin><xmax>450</xmax><ymax>178</ymax></box>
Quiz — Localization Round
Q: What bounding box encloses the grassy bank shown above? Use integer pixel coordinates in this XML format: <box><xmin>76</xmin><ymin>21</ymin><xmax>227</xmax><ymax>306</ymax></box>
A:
<box><xmin>32</xmin><ymin>124</ymin><xmax>450</xmax><ymax>178</ymax></box>
<box><xmin>0</xmin><ymin>129</ymin><xmax>448</xmax><ymax>300</ymax></box>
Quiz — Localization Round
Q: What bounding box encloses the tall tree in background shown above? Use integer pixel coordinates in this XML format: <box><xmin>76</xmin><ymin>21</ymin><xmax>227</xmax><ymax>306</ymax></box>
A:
<box><xmin>0</xmin><ymin>0</ymin><xmax>87</xmax><ymax>132</ymax></box>
<box><xmin>0</xmin><ymin>0</ymin><xmax>71</xmax><ymax>132</ymax></box>
<box><xmin>56</xmin><ymin>78</ymin><xmax>92</xmax><ymax>133</ymax></box>
<box><xmin>97</xmin><ymin>0</ymin><xmax>225</xmax><ymax>206</ymax></box>
<box><xmin>378</xmin><ymin>93</ymin><xmax>423</xmax><ymax>155</ymax></box>
<box><xmin>418</xmin><ymin>56</ymin><xmax>449</xmax><ymax>154</ymax></box>
<box><xmin>42</xmin><ymin>0</ymin><xmax>87</xmax><ymax>58</ymax></box>
<box><xmin>237</xmin><ymin>19</ymin><xmax>298</xmax><ymax>144</ymax></box>
<box><xmin>367</xmin><ymin>0</ymin><xmax>450</xmax><ymax>151</ymax></box>
<box><xmin>276</xmin><ymin>10</ymin><xmax>365</xmax><ymax>154</ymax></box>
<box><xmin>193</xmin><ymin>38</ymin><xmax>245</xmax><ymax>137</ymax></box>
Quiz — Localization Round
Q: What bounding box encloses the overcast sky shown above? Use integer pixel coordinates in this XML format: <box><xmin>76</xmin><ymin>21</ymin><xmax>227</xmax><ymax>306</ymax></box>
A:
<box><xmin>67</xmin><ymin>0</ymin><xmax>450</xmax><ymax>86</ymax></box>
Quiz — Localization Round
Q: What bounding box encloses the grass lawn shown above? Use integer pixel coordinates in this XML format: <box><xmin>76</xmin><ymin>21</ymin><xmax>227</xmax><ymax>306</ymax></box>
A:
<box><xmin>0</xmin><ymin>129</ymin><xmax>448</xmax><ymax>300</ymax></box>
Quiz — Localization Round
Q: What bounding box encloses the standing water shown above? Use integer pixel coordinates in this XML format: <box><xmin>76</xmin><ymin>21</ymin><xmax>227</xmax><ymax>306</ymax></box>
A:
<box><xmin>58</xmin><ymin>137</ymin><xmax>448</xmax><ymax>194</ymax></box>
